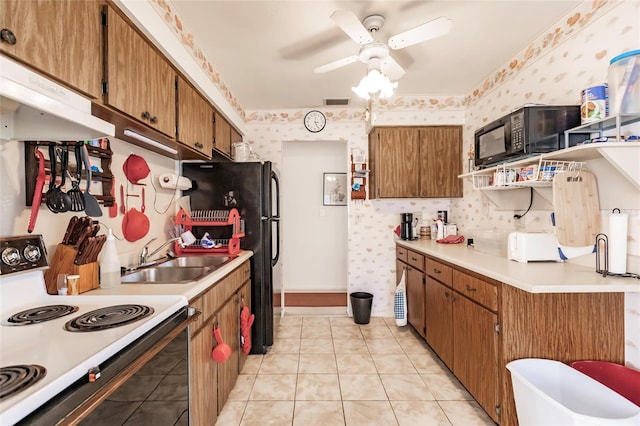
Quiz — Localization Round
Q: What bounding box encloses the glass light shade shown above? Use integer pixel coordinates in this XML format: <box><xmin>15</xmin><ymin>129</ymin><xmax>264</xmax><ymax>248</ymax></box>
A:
<box><xmin>351</xmin><ymin>69</ymin><xmax>398</xmax><ymax>100</ymax></box>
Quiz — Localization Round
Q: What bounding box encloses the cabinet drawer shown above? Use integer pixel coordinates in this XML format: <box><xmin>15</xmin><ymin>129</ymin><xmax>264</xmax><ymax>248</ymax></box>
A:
<box><xmin>452</xmin><ymin>270</ymin><xmax>497</xmax><ymax>311</ymax></box>
<box><xmin>425</xmin><ymin>258</ymin><xmax>452</xmax><ymax>286</ymax></box>
<box><xmin>396</xmin><ymin>246</ymin><xmax>408</xmax><ymax>262</ymax></box>
<box><xmin>407</xmin><ymin>250</ymin><xmax>425</xmax><ymax>272</ymax></box>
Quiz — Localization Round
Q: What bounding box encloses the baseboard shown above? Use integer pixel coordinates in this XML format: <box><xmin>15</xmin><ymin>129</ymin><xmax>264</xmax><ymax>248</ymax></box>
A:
<box><xmin>273</xmin><ymin>291</ymin><xmax>347</xmax><ymax>307</ymax></box>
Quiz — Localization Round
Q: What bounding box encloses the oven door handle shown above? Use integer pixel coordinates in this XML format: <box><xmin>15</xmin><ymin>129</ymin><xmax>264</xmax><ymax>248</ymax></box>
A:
<box><xmin>52</xmin><ymin>305</ymin><xmax>200</xmax><ymax>426</ymax></box>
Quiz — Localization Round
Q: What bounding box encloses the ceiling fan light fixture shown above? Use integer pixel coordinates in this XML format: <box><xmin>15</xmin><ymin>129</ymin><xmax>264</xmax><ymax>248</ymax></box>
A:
<box><xmin>352</xmin><ymin>68</ymin><xmax>398</xmax><ymax>100</ymax></box>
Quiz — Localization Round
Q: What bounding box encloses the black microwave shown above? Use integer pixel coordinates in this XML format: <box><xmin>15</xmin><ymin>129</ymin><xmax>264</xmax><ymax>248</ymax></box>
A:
<box><xmin>474</xmin><ymin>105</ymin><xmax>581</xmax><ymax>168</ymax></box>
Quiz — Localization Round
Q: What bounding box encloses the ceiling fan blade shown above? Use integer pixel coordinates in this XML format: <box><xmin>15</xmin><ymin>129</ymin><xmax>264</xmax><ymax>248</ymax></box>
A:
<box><xmin>388</xmin><ymin>17</ymin><xmax>452</xmax><ymax>50</ymax></box>
<box><xmin>314</xmin><ymin>55</ymin><xmax>359</xmax><ymax>73</ymax></box>
<box><xmin>331</xmin><ymin>10</ymin><xmax>373</xmax><ymax>45</ymax></box>
<box><xmin>381</xmin><ymin>56</ymin><xmax>406</xmax><ymax>81</ymax></box>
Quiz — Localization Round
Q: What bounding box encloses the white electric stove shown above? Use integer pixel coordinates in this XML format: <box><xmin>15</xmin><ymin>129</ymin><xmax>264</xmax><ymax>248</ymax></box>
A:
<box><xmin>0</xmin><ymin>236</ymin><xmax>188</xmax><ymax>425</ymax></box>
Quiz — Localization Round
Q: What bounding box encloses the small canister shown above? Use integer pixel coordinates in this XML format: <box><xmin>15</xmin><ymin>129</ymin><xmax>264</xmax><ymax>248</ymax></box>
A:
<box><xmin>581</xmin><ymin>84</ymin><xmax>608</xmax><ymax>124</ymax></box>
<box><xmin>420</xmin><ymin>226</ymin><xmax>430</xmax><ymax>239</ymax></box>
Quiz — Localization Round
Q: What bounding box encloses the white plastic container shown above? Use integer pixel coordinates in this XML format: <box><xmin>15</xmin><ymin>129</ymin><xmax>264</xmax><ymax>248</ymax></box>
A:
<box><xmin>99</xmin><ymin>228</ymin><xmax>121</xmax><ymax>288</ymax></box>
<box><xmin>507</xmin><ymin>358</ymin><xmax>640</xmax><ymax>425</ymax></box>
<box><xmin>608</xmin><ymin>50</ymin><xmax>640</xmax><ymax>115</ymax></box>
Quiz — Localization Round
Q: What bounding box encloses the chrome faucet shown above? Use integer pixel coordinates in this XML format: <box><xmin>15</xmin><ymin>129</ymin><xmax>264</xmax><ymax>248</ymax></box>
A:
<box><xmin>139</xmin><ymin>237</ymin><xmax>181</xmax><ymax>266</ymax></box>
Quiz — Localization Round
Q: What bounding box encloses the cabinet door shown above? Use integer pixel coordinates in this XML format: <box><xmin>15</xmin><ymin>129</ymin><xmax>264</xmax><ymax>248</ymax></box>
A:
<box><xmin>453</xmin><ymin>294</ymin><xmax>499</xmax><ymax>422</ymax></box>
<box><xmin>425</xmin><ymin>277</ymin><xmax>453</xmax><ymax>368</ymax></box>
<box><xmin>216</xmin><ymin>295</ymin><xmax>239</xmax><ymax>412</ymax></box>
<box><xmin>369</xmin><ymin>127</ymin><xmax>420</xmax><ymax>198</ymax></box>
<box><xmin>419</xmin><ymin>126</ymin><xmax>463</xmax><ymax>198</ymax></box>
<box><xmin>105</xmin><ymin>6</ymin><xmax>176</xmax><ymax>136</ymax></box>
<box><xmin>177</xmin><ymin>76</ymin><xmax>213</xmax><ymax>157</ymax></box>
<box><xmin>406</xmin><ymin>265</ymin><xmax>426</xmax><ymax>338</ymax></box>
<box><xmin>189</xmin><ymin>321</ymin><xmax>217</xmax><ymax>425</ymax></box>
<box><xmin>214</xmin><ymin>112</ymin><xmax>232</xmax><ymax>157</ymax></box>
<box><xmin>0</xmin><ymin>0</ymin><xmax>102</xmax><ymax>98</ymax></box>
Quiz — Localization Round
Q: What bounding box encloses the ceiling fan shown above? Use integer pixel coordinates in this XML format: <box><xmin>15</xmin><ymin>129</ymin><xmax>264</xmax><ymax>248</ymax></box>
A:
<box><xmin>314</xmin><ymin>10</ymin><xmax>453</xmax><ymax>82</ymax></box>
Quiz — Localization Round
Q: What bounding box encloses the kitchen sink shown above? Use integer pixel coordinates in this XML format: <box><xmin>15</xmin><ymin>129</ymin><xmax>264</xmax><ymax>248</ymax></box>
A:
<box><xmin>121</xmin><ymin>255</ymin><xmax>235</xmax><ymax>284</ymax></box>
<box><xmin>158</xmin><ymin>256</ymin><xmax>232</xmax><ymax>269</ymax></box>
<box><xmin>121</xmin><ymin>266</ymin><xmax>210</xmax><ymax>284</ymax></box>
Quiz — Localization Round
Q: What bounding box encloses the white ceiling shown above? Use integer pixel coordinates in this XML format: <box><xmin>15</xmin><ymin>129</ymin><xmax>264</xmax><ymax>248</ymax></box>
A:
<box><xmin>170</xmin><ymin>0</ymin><xmax>581</xmax><ymax>111</ymax></box>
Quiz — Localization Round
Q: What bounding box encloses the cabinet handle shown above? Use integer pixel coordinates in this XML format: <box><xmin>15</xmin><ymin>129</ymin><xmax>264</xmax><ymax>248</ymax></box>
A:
<box><xmin>411</xmin><ymin>256</ymin><xmax>417</xmax><ymax>261</ymax></box>
<box><xmin>0</xmin><ymin>29</ymin><xmax>17</xmax><ymax>45</ymax></box>
<box><xmin>433</xmin><ymin>269</ymin><xmax>441</xmax><ymax>274</ymax></box>
<box><xmin>465</xmin><ymin>285</ymin><xmax>477</xmax><ymax>292</ymax></box>
<box><xmin>195</xmin><ymin>142</ymin><xmax>203</xmax><ymax>149</ymax></box>
<box><xmin>141</xmin><ymin>111</ymin><xmax>150</xmax><ymax>120</ymax></box>
<box><xmin>150</xmin><ymin>116</ymin><xmax>158</xmax><ymax>124</ymax></box>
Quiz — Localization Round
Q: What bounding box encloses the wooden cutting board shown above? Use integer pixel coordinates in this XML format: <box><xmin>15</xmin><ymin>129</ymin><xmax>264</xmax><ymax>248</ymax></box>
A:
<box><xmin>553</xmin><ymin>170</ymin><xmax>601</xmax><ymax>247</ymax></box>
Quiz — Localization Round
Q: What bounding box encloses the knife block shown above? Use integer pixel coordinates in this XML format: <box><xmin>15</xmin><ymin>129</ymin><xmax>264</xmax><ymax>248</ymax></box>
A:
<box><xmin>44</xmin><ymin>244</ymin><xmax>99</xmax><ymax>295</ymax></box>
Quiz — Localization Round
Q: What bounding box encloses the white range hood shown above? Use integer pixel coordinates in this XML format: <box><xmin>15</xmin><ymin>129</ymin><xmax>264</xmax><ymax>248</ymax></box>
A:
<box><xmin>0</xmin><ymin>56</ymin><xmax>114</xmax><ymax>141</ymax></box>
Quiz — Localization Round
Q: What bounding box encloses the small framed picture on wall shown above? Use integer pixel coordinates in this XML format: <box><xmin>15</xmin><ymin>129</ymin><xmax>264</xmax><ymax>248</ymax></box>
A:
<box><xmin>323</xmin><ymin>173</ymin><xmax>347</xmax><ymax>206</ymax></box>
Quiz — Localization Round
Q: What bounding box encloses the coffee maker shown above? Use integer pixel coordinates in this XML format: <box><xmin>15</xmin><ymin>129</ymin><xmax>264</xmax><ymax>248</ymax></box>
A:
<box><xmin>401</xmin><ymin>213</ymin><xmax>413</xmax><ymax>240</ymax></box>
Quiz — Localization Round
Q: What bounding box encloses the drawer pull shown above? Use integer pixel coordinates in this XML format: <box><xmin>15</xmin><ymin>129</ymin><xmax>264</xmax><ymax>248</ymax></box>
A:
<box><xmin>465</xmin><ymin>285</ymin><xmax>477</xmax><ymax>292</ymax></box>
<box><xmin>411</xmin><ymin>256</ymin><xmax>418</xmax><ymax>261</ymax></box>
<box><xmin>433</xmin><ymin>269</ymin><xmax>441</xmax><ymax>274</ymax></box>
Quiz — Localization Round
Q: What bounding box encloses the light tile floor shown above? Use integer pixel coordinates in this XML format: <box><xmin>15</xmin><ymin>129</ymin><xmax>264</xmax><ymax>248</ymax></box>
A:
<box><xmin>216</xmin><ymin>316</ymin><xmax>496</xmax><ymax>426</ymax></box>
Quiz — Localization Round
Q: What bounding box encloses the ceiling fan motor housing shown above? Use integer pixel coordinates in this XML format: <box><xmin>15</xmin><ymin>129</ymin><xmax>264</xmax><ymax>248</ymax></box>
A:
<box><xmin>358</xmin><ymin>42</ymin><xmax>389</xmax><ymax>64</ymax></box>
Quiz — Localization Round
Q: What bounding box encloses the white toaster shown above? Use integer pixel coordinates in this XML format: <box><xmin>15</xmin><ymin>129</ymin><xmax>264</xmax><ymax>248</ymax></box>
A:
<box><xmin>507</xmin><ymin>232</ymin><xmax>561</xmax><ymax>263</ymax></box>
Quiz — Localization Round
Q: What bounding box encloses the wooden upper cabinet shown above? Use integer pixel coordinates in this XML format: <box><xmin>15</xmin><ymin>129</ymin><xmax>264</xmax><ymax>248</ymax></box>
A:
<box><xmin>177</xmin><ymin>76</ymin><xmax>213</xmax><ymax>158</ymax></box>
<box><xmin>0</xmin><ymin>0</ymin><xmax>102</xmax><ymax>98</ymax></box>
<box><xmin>419</xmin><ymin>126</ymin><xmax>463</xmax><ymax>198</ymax></box>
<box><xmin>369</xmin><ymin>127</ymin><xmax>420</xmax><ymax>198</ymax></box>
<box><xmin>214</xmin><ymin>112</ymin><xmax>232</xmax><ymax>157</ymax></box>
<box><xmin>104</xmin><ymin>5</ymin><xmax>176</xmax><ymax>137</ymax></box>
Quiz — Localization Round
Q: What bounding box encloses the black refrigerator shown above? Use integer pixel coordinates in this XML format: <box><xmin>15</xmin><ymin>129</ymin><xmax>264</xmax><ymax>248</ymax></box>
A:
<box><xmin>182</xmin><ymin>161</ymin><xmax>280</xmax><ymax>354</ymax></box>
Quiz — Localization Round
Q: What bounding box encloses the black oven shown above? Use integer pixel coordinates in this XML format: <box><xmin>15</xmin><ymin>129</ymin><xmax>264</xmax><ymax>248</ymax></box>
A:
<box><xmin>17</xmin><ymin>306</ymin><xmax>199</xmax><ymax>425</ymax></box>
<box><xmin>474</xmin><ymin>105</ymin><xmax>581</xmax><ymax>168</ymax></box>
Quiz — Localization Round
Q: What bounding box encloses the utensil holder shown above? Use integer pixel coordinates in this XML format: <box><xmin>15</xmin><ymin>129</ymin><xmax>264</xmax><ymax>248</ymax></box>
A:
<box><xmin>44</xmin><ymin>244</ymin><xmax>99</xmax><ymax>295</ymax></box>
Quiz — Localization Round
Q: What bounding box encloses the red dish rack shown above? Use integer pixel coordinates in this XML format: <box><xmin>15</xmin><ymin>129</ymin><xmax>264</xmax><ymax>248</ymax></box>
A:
<box><xmin>174</xmin><ymin>208</ymin><xmax>245</xmax><ymax>256</ymax></box>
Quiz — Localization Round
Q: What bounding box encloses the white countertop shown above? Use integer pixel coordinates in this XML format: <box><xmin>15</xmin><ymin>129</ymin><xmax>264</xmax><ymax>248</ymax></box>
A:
<box><xmin>85</xmin><ymin>251</ymin><xmax>253</xmax><ymax>301</ymax></box>
<box><xmin>396</xmin><ymin>240</ymin><xmax>640</xmax><ymax>293</ymax></box>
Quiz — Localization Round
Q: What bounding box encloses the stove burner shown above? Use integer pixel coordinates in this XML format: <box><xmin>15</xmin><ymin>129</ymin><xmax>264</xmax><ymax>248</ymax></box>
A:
<box><xmin>64</xmin><ymin>304</ymin><xmax>154</xmax><ymax>332</ymax></box>
<box><xmin>0</xmin><ymin>364</ymin><xmax>46</xmax><ymax>400</ymax></box>
<box><xmin>4</xmin><ymin>305</ymin><xmax>79</xmax><ymax>326</ymax></box>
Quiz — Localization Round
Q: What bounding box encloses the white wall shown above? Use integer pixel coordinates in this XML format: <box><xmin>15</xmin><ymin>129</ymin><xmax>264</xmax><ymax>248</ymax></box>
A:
<box><xmin>281</xmin><ymin>140</ymin><xmax>347</xmax><ymax>293</ymax></box>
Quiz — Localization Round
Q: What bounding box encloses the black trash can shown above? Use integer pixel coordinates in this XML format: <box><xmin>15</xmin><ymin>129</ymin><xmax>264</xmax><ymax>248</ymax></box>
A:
<box><xmin>350</xmin><ymin>292</ymin><xmax>373</xmax><ymax>324</ymax></box>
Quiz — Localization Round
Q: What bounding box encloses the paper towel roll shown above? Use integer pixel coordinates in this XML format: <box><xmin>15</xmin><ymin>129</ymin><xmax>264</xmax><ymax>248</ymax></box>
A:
<box><xmin>608</xmin><ymin>209</ymin><xmax>628</xmax><ymax>274</ymax></box>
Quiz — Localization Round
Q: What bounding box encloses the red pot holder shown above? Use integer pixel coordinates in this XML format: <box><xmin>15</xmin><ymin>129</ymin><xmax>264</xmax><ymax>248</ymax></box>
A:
<box><xmin>239</xmin><ymin>300</ymin><xmax>255</xmax><ymax>355</ymax></box>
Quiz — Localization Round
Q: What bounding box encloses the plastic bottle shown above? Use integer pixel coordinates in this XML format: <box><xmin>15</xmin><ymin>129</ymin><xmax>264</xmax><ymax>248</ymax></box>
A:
<box><xmin>99</xmin><ymin>228</ymin><xmax>121</xmax><ymax>288</ymax></box>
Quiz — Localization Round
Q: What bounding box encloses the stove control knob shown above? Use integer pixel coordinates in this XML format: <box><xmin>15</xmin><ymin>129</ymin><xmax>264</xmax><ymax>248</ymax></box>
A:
<box><xmin>23</xmin><ymin>245</ymin><xmax>42</xmax><ymax>263</ymax></box>
<box><xmin>1</xmin><ymin>247</ymin><xmax>20</xmax><ymax>266</ymax></box>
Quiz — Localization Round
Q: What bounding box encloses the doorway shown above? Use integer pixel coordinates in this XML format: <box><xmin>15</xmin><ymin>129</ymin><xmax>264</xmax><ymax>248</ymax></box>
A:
<box><xmin>279</xmin><ymin>140</ymin><xmax>348</xmax><ymax>311</ymax></box>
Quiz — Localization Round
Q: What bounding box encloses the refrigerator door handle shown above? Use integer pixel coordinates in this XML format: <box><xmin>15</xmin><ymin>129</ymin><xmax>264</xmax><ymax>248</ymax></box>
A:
<box><xmin>272</xmin><ymin>217</ymin><xmax>280</xmax><ymax>266</ymax></box>
<box><xmin>271</xmin><ymin>171</ymin><xmax>280</xmax><ymax>218</ymax></box>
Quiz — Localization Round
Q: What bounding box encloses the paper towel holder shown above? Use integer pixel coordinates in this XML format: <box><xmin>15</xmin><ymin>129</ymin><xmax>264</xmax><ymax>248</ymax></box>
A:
<box><xmin>158</xmin><ymin>173</ymin><xmax>192</xmax><ymax>190</ymax></box>
<box><xmin>595</xmin><ymin>233</ymin><xmax>608</xmax><ymax>277</ymax></box>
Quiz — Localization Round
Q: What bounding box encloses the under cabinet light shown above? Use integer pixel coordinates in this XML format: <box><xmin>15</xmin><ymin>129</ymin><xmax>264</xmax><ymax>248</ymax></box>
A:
<box><xmin>123</xmin><ymin>129</ymin><xmax>178</xmax><ymax>155</ymax></box>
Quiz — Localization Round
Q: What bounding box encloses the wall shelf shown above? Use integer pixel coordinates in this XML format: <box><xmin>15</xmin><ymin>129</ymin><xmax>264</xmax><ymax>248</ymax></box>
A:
<box><xmin>461</xmin><ymin>139</ymin><xmax>640</xmax><ymax>211</ymax></box>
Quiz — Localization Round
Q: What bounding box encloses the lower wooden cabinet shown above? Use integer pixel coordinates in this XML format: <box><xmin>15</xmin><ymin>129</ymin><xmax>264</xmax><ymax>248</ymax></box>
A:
<box><xmin>396</xmin><ymin>247</ymin><xmax>426</xmax><ymax>338</ymax></box>
<box><xmin>425</xmin><ymin>276</ymin><xmax>454</xmax><ymax>368</ymax></box>
<box><xmin>188</xmin><ymin>260</ymin><xmax>251</xmax><ymax>423</ymax></box>
<box><xmin>452</xmin><ymin>291</ymin><xmax>499</xmax><ymax>421</ymax></box>
<box><xmin>189</xmin><ymin>319</ymin><xmax>217</xmax><ymax>425</ymax></box>
<box><xmin>401</xmin><ymin>243</ymin><xmax>625</xmax><ymax>425</ymax></box>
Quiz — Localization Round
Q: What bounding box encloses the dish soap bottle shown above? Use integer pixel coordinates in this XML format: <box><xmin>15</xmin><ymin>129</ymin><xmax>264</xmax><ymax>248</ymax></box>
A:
<box><xmin>100</xmin><ymin>228</ymin><xmax>121</xmax><ymax>288</ymax></box>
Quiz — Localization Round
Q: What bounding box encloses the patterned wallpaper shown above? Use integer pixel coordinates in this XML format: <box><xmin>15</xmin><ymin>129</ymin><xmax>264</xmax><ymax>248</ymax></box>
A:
<box><xmin>149</xmin><ymin>0</ymin><xmax>639</xmax><ymax>365</ymax></box>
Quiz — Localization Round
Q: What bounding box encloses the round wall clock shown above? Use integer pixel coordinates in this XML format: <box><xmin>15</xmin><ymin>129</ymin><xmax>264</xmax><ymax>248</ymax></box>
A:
<box><xmin>304</xmin><ymin>110</ymin><xmax>326</xmax><ymax>133</ymax></box>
